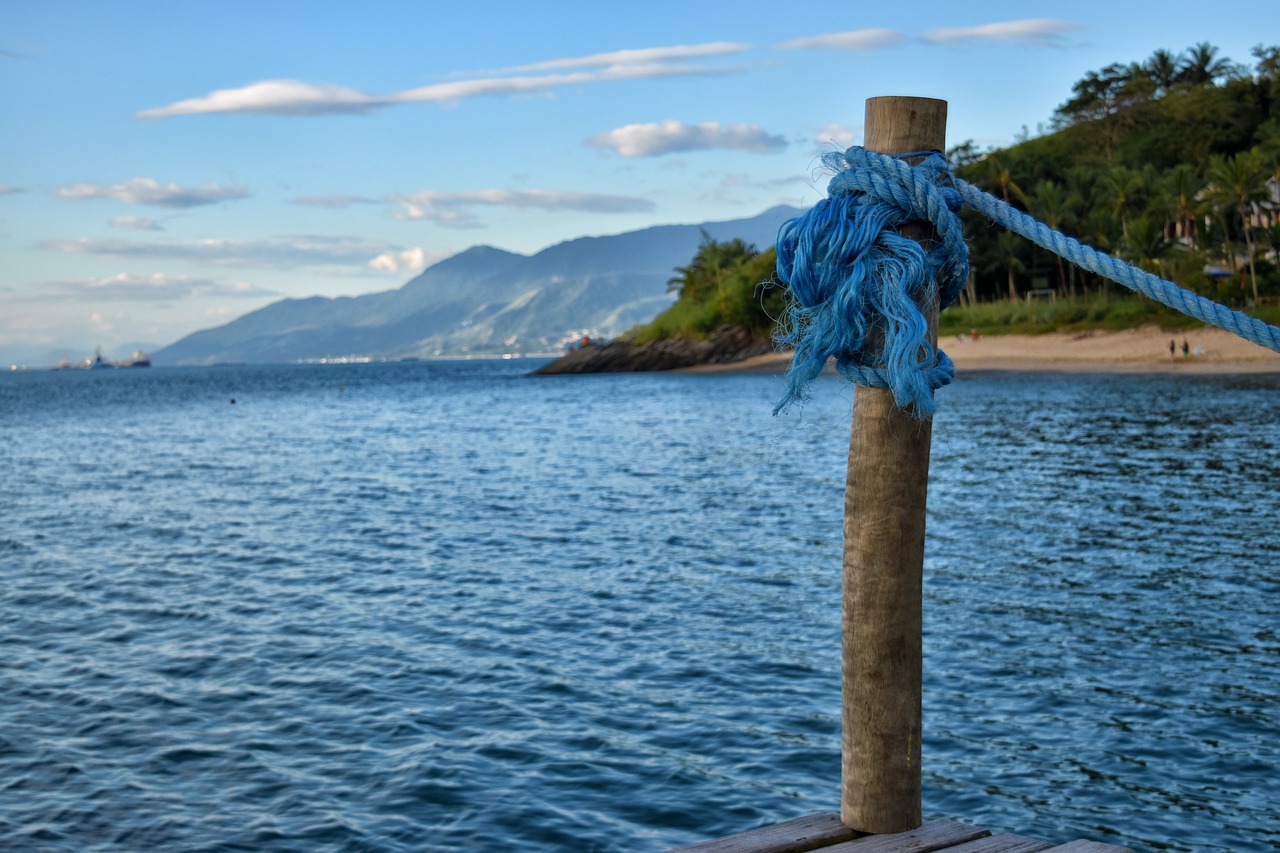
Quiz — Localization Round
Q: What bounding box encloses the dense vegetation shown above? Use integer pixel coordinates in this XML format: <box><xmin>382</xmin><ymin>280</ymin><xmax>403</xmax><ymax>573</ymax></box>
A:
<box><xmin>635</xmin><ymin>42</ymin><xmax>1280</xmax><ymax>343</ymax></box>
<box><xmin>956</xmin><ymin>42</ymin><xmax>1280</xmax><ymax>312</ymax></box>
<box><xmin>628</xmin><ymin>232</ymin><xmax>785</xmax><ymax>344</ymax></box>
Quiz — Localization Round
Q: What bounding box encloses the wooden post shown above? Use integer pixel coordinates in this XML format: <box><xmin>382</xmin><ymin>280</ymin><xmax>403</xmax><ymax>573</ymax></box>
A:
<box><xmin>841</xmin><ymin>96</ymin><xmax>947</xmax><ymax>834</ymax></box>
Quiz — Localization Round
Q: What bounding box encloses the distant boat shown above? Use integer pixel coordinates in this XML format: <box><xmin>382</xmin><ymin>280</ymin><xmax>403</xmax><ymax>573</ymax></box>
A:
<box><xmin>87</xmin><ymin>347</ymin><xmax>114</xmax><ymax>370</ymax></box>
<box><xmin>121</xmin><ymin>350</ymin><xmax>151</xmax><ymax>368</ymax></box>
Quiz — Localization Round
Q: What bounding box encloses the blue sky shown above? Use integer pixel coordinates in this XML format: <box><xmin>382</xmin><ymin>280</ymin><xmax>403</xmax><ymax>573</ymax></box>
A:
<box><xmin>1</xmin><ymin>0</ymin><xmax>1274</xmax><ymax>365</ymax></box>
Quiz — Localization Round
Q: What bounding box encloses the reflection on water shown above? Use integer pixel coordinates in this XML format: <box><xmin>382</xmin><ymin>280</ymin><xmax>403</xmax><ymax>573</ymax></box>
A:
<box><xmin>0</xmin><ymin>363</ymin><xmax>1276</xmax><ymax>851</ymax></box>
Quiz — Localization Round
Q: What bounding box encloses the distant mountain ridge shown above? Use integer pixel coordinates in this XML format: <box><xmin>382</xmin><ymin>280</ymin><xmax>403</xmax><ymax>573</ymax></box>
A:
<box><xmin>154</xmin><ymin>206</ymin><xmax>800</xmax><ymax>365</ymax></box>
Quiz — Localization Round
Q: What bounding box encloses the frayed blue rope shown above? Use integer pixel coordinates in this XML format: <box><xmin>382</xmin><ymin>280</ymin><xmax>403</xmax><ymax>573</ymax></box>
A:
<box><xmin>775</xmin><ymin>147</ymin><xmax>1280</xmax><ymax>418</ymax></box>
<box><xmin>774</xmin><ymin>148</ymin><xmax>968</xmax><ymax>417</ymax></box>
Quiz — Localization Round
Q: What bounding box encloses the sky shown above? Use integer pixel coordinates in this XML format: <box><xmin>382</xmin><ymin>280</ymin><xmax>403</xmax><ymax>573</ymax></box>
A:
<box><xmin>1</xmin><ymin>0</ymin><xmax>1275</xmax><ymax>366</ymax></box>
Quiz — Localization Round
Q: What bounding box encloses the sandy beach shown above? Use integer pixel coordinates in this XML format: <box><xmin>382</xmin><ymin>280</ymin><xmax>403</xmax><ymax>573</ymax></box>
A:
<box><xmin>682</xmin><ymin>326</ymin><xmax>1280</xmax><ymax>375</ymax></box>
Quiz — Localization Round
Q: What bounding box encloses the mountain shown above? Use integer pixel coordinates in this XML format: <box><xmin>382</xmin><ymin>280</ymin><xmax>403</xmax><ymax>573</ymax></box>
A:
<box><xmin>153</xmin><ymin>206</ymin><xmax>800</xmax><ymax>365</ymax></box>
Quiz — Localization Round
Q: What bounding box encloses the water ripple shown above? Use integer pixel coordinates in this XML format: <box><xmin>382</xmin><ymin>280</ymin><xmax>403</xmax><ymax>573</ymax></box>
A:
<box><xmin>0</xmin><ymin>363</ymin><xmax>1276</xmax><ymax>851</ymax></box>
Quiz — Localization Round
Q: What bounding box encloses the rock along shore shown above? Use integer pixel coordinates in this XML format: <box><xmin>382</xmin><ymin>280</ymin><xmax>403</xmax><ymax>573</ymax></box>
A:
<box><xmin>532</xmin><ymin>325</ymin><xmax>774</xmax><ymax>375</ymax></box>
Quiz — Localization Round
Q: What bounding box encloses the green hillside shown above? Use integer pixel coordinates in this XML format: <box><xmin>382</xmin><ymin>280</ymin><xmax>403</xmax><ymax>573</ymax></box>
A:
<box><xmin>955</xmin><ymin>42</ymin><xmax>1280</xmax><ymax>323</ymax></box>
<box><xmin>637</xmin><ymin>42</ymin><xmax>1280</xmax><ymax>345</ymax></box>
<box><xmin>627</xmin><ymin>232</ymin><xmax>783</xmax><ymax>346</ymax></box>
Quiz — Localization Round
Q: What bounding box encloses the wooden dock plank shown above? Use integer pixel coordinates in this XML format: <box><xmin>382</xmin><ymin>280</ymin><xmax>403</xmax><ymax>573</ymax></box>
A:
<box><xmin>940</xmin><ymin>834</ymin><xmax>1054</xmax><ymax>852</ymax></box>
<box><xmin>667</xmin><ymin>813</ymin><xmax>864</xmax><ymax>853</ymax></box>
<box><xmin>822</xmin><ymin>818</ymin><xmax>991</xmax><ymax>852</ymax></box>
<box><xmin>671</xmin><ymin>816</ymin><xmax>1133</xmax><ymax>853</ymax></box>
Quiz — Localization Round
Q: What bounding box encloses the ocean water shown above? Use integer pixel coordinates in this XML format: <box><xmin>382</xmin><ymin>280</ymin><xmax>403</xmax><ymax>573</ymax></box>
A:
<box><xmin>0</xmin><ymin>361</ymin><xmax>1276</xmax><ymax>852</ymax></box>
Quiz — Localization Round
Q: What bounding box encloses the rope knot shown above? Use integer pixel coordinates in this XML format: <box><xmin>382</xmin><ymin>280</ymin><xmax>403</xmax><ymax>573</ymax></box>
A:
<box><xmin>774</xmin><ymin>147</ymin><xmax>969</xmax><ymax>418</ymax></box>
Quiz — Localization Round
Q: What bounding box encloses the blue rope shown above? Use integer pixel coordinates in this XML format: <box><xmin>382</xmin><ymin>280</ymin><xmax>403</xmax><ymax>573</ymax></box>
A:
<box><xmin>953</xmin><ymin>178</ymin><xmax>1280</xmax><ymax>354</ymax></box>
<box><xmin>774</xmin><ymin>149</ymin><xmax>969</xmax><ymax>417</ymax></box>
<box><xmin>775</xmin><ymin>147</ymin><xmax>1280</xmax><ymax>417</ymax></box>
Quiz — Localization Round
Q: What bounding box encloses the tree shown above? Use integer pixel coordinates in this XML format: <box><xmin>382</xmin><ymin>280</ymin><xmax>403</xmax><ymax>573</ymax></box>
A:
<box><xmin>1145</xmin><ymin>49</ymin><xmax>1183</xmax><ymax>94</ymax></box>
<box><xmin>985</xmin><ymin>230</ymin><xmax>1027</xmax><ymax>301</ymax></box>
<box><xmin>946</xmin><ymin>140</ymin><xmax>985</xmax><ymax>168</ymax></box>
<box><xmin>1203</xmin><ymin>150</ymin><xmax>1267</xmax><ymax>303</ymax></box>
<box><xmin>1177</xmin><ymin>42</ymin><xmax>1233</xmax><ymax>86</ymax></box>
<box><xmin>1252</xmin><ymin>44</ymin><xmax>1280</xmax><ymax>80</ymax></box>
<box><xmin>980</xmin><ymin>154</ymin><xmax>1027</xmax><ymax>206</ymax></box>
<box><xmin>1120</xmin><ymin>215</ymin><xmax>1170</xmax><ymax>275</ymax></box>
<box><xmin>1054</xmin><ymin>62</ymin><xmax>1134</xmax><ymax>126</ymax></box>
<box><xmin>1161</xmin><ymin>164</ymin><xmax>1204</xmax><ymax>249</ymax></box>
<box><xmin>1029</xmin><ymin>180</ymin><xmax>1075</xmax><ymax>294</ymax></box>
<box><xmin>1099</xmin><ymin>165</ymin><xmax>1147</xmax><ymax>243</ymax></box>
<box><xmin>667</xmin><ymin>230</ymin><xmax>757</xmax><ymax>304</ymax></box>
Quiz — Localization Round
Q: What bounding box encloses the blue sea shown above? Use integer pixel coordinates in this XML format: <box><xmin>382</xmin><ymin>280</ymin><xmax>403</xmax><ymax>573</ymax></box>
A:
<box><xmin>1</xmin><ymin>361</ymin><xmax>1277</xmax><ymax>852</ymax></box>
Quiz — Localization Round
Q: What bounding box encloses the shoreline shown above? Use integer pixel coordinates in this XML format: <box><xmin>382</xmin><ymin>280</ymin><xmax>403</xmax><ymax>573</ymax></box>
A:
<box><xmin>679</xmin><ymin>326</ymin><xmax>1280</xmax><ymax>375</ymax></box>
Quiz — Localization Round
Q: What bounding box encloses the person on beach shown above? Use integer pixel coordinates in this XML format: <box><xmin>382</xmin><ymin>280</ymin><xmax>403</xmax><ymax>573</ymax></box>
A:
<box><xmin>1170</xmin><ymin>339</ymin><xmax>1176</xmax><ymax>361</ymax></box>
<box><xmin>1182</xmin><ymin>338</ymin><xmax>1190</xmax><ymax>358</ymax></box>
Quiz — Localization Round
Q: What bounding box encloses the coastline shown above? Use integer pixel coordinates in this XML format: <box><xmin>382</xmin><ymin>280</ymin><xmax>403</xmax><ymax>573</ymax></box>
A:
<box><xmin>678</xmin><ymin>326</ymin><xmax>1280</xmax><ymax>375</ymax></box>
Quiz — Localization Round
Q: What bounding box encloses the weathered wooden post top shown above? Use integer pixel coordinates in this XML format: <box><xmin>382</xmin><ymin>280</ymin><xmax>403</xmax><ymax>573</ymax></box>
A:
<box><xmin>842</xmin><ymin>95</ymin><xmax>946</xmax><ymax>834</ymax></box>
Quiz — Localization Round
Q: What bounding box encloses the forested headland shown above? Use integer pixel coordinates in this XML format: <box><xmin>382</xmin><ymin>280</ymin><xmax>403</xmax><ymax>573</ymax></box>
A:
<box><xmin>612</xmin><ymin>42</ymin><xmax>1280</xmax><ymax>357</ymax></box>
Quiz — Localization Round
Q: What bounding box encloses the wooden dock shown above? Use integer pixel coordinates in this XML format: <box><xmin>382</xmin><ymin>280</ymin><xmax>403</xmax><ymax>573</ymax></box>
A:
<box><xmin>669</xmin><ymin>813</ymin><xmax>1132</xmax><ymax>853</ymax></box>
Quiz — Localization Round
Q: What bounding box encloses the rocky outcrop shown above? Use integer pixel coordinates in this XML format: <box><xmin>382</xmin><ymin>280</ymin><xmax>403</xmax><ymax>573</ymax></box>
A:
<box><xmin>532</xmin><ymin>325</ymin><xmax>775</xmax><ymax>375</ymax></box>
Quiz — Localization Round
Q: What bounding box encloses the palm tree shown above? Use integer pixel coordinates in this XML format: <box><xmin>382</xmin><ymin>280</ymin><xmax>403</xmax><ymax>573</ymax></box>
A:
<box><xmin>1145</xmin><ymin>48</ymin><xmax>1183</xmax><ymax>94</ymax></box>
<box><xmin>1254</xmin><ymin>44</ymin><xmax>1280</xmax><ymax>80</ymax></box>
<box><xmin>985</xmin><ymin>230</ymin><xmax>1027</xmax><ymax>301</ymax></box>
<box><xmin>1162</xmin><ymin>164</ymin><xmax>1203</xmax><ymax>249</ymax></box>
<box><xmin>1081</xmin><ymin>207</ymin><xmax>1120</xmax><ymax>297</ymax></box>
<box><xmin>1061</xmin><ymin>168</ymin><xmax>1096</xmax><ymax>294</ymax></box>
<box><xmin>1029</xmin><ymin>180</ymin><xmax>1074</xmax><ymax>294</ymax></box>
<box><xmin>667</xmin><ymin>231</ymin><xmax>757</xmax><ymax>304</ymax></box>
<box><xmin>982</xmin><ymin>155</ymin><xmax>1027</xmax><ymax>206</ymax></box>
<box><xmin>1099</xmin><ymin>166</ymin><xmax>1147</xmax><ymax>243</ymax></box>
<box><xmin>1203</xmin><ymin>150</ymin><xmax>1267</xmax><ymax>304</ymax></box>
<box><xmin>1177</xmin><ymin>42</ymin><xmax>1232</xmax><ymax>86</ymax></box>
<box><xmin>1120</xmin><ymin>216</ymin><xmax>1170</xmax><ymax>276</ymax></box>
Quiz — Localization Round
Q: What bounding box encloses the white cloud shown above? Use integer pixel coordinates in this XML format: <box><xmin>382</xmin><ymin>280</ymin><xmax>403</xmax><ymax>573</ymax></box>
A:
<box><xmin>367</xmin><ymin>247</ymin><xmax>452</xmax><ymax>275</ymax></box>
<box><xmin>386</xmin><ymin>189</ymin><xmax>654</xmax><ymax>227</ymax></box>
<box><xmin>40</xmin><ymin>234</ymin><xmax>412</xmax><ymax>271</ymax></box>
<box><xmin>136</xmin><ymin>80</ymin><xmax>383</xmax><ymax>119</ymax></box>
<box><xmin>588</xmin><ymin>120</ymin><xmax>788</xmax><ymax>157</ymax></box>
<box><xmin>925</xmin><ymin>19</ymin><xmax>1082</xmax><ymax>45</ymax></box>
<box><xmin>39</xmin><ymin>272</ymin><xmax>279</xmax><ymax>301</ymax></box>
<box><xmin>776</xmin><ymin>29</ymin><xmax>905</xmax><ymax>51</ymax></box>
<box><xmin>290</xmin><ymin>195</ymin><xmax>376</xmax><ymax>208</ymax></box>
<box><xmin>135</xmin><ymin>42</ymin><xmax>745</xmax><ymax>119</ymax></box>
<box><xmin>109</xmin><ymin>215</ymin><xmax>163</xmax><ymax>231</ymax></box>
<box><xmin>814</xmin><ymin>123</ymin><xmax>861</xmax><ymax>149</ymax></box>
<box><xmin>57</xmin><ymin>178</ymin><xmax>248</xmax><ymax>208</ymax></box>
<box><xmin>390</xmin><ymin>64</ymin><xmax>734</xmax><ymax>105</ymax></box>
<box><xmin>487</xmin><ymin>42</ymin><xmax>750</xmax><ymax>73</ymax></box>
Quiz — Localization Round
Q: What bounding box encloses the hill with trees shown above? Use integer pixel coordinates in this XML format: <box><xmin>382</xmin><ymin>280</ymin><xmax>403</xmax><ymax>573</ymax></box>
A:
<box><xmin>543</xmin><ymin>41</ymin><xmax>1280</xmax><ymax>374</ymax></box>
<box><xmin>533</xmin><ymin>232</ymin><xmax>784</xmax><ymax>373</ymax></box>
<box><xmin>953</xmin><ymin>41</ymin><xmax>1280</xmax><ymax>326</ymax></box>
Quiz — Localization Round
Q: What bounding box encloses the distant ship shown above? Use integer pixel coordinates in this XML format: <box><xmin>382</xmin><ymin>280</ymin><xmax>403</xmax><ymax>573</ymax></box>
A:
<box><xmin>87</xmin><ymin>346</ymin><xmax>114</xmax><ymax>370</ymax></box>
<box><xmin>66</xmin><ymin>347</ymin><xmax>152</xmax><ymax>370</ymax></box>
